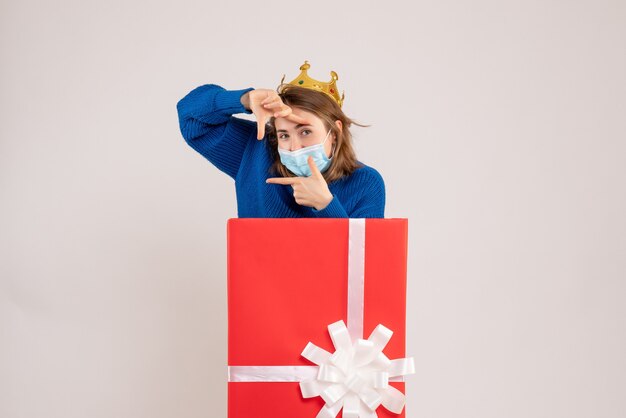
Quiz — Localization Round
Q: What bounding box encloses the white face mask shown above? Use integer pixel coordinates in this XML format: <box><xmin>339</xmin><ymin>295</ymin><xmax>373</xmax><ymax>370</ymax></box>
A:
<box><xmin>277</xmin><ymin>129</ymin><xmax>333</xmax><ymax>177</ymax></box>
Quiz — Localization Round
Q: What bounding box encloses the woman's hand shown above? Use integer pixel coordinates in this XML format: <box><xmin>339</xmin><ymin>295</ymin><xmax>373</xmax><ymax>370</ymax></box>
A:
<box><xmin>241</xmin><ymin>89</ymin><xmax>308</xmax><ymax>140</ymax></box>
<box><xmin>266</xmin><ymin>156</ymin><xmax>333</xmax><ymax>210</ymax></box>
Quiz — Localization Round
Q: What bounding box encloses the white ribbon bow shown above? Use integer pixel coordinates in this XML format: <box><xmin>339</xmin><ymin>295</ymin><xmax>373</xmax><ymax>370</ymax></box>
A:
<box><xmin>300</xmin><ymin>320</ymin><xmax>415</xmax><ymax>418</ymax></box>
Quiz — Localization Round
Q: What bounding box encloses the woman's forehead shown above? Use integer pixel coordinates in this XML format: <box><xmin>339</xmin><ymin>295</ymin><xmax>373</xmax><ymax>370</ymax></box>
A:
<box><xmin>274</xmin><ymin>108</ymin><xmax>322</xmax><ymax>130</ymax></box>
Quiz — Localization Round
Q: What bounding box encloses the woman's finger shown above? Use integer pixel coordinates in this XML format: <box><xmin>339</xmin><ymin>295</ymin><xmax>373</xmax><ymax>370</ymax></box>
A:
<box><xmin>262</xmin><ymin>100</ymin><xmax>283</xmax><ymax>109</ymax></box>
<box><xmin>256</xmin><ymin>115</ymin><xmax>266</xmax><ymax>140</ymax></box>
<box><xmin>294</xmin><ymin>196</ymin><xmax>313</xmax><ymax>207</ymax></box>
<box><xmin>274</xmin><ymin>105</ymin><xmax>293</xmax><ymax>118</ymax></box>
<box><xmin>261</xmin><ymin>93</ymin><xmax>279</xmax><ymax>105</ymax></box>
<box><xmin>285</xmin><ymin>112</ymin><xmax>309</xmax><ymax>125</ymax></box>
<box><xmin>266</xmin><ymin>177</ymin><xmax>299</xmax><ymax>185</ymax></box>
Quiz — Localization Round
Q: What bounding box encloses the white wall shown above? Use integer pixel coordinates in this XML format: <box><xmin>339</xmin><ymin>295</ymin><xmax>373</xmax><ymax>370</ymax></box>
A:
<box><xmin>1</xmin><ymin>0</ymin><xmax>624</xmax><ymax>417</ymax></box>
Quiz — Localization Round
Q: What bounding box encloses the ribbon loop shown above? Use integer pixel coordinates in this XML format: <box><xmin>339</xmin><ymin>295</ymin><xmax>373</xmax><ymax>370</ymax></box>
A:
<box><xmin>328</xmin><ymin>320</ymin><xmax>353</xmax><ymax>353</ymax></box>
<box><xmin>359</xmin><ymin>403</ymin><xmax>379</xmax><ymax>418</ymax></box>
<box><xmin>373</xmin><ymin>371</ymin><xmax>389</xmax><ymax>389</ymax></box>
<box><xmin>367</xmin><ymin>324</ymin><xmax>393</xmax><ymax>352</ymax></box>
<box><xmin>370</xmin><ymin>352</ymin><xmax>392</xmax><ymax>370</ymax></box>
<box><xmin>379</xmin><ymin>385</ymin><xmax>406</xmax><ymax>414</ymax></box>
<box><xmin>358</xmin><ymin>386</ymin><xmax>383</xmax><ymax>411</ymax></box>
<box><xmin>300</xmin><ymin>379</ymin><xmax>329</xmax><ymax>398</ymax></box>
<box><xmin>353</xmin><ymin>339</ymin><xmax>377</xmax><ymax>367</ymax></box>
<box><xmin>302</xmin><ymin>342</ymin><xmax>332</xmax><ymax>365</ymax></box>
<box><xmin>315</xmin><ymin>401</ymin><xmax>343</xmax><ymax>418</ymax></box>
<box><xmin>388</xmin><ymin>357</ymin><xmax>416</xmax><ymax>377</ymax></box>
<box><xmin>321</xmin><ymin>383</ymin><xmax>348</xmax><ymax>406</ymax></box>
<box><xmin>318</xmin><ymin>364</ymin><xmax>344</xmax><ymax>383</ymax></box>
<box><xmin>342</xmin><ymin>393</ymin><xmax>360</xmax><ymax>418</ymax></box>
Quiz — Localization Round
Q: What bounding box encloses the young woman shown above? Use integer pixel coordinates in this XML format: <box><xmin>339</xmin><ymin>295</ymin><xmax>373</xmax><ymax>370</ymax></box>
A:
<box><xmin>175</xmin><ymin>63</ymin><xmax>385</xmax><ymax>218</ymax></box>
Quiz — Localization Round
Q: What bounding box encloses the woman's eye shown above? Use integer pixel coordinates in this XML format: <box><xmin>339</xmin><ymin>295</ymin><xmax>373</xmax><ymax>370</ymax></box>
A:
<box><xmin>278</xmin><ymin>129</ymin><xmax>310</xmax><ymax>139</ymax></box>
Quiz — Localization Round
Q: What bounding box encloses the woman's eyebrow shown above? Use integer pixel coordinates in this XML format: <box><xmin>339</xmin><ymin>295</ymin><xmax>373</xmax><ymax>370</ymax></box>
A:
<box><xmin>277</xmin><ymin>124</ymin><xmax>312</xmax><ymax>133</ymax></box>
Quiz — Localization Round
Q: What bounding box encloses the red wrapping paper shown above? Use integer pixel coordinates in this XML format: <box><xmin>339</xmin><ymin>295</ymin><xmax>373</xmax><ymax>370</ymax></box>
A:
<box><xmin>227</xmin><ymin>218</ymin><xmax>408</xmax><ymax>418</ymax></box>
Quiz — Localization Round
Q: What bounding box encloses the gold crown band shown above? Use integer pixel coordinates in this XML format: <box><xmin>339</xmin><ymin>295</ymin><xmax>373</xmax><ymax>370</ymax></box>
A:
<box><xmin>279</xmin><ymin>60</ymin><xmax>345</xmax><ymax>108</ymax></box>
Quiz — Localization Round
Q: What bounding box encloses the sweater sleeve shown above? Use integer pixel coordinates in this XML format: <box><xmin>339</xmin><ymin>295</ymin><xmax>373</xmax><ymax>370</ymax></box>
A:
<box><xmin>348</xmin><ymin>168</ymin><xmax>386</xmax><ymax>218</ymax></box>
<box><xmin>310</xmin><ymin>194</ymin><xmax>349</xmax><ymax>218</ymax></box>
<box><xmin>176</xmin><ymin>84</ymin><xmax>256</xmax><ymax>179</ymax></box>
<box><xmin>311</xmin><ymin>167</ymin><xmax>386</xmax><ymax>218</ymax></box>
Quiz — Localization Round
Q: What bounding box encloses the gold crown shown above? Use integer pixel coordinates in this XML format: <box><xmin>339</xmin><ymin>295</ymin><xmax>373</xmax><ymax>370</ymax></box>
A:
<box><xmin>279</xmin><ymin>60</ymin><xmax>345</xmax><ymax>108</ymax></box>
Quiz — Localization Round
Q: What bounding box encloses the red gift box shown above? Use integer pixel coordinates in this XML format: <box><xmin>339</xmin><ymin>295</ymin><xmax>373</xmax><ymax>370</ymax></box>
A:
<box><xmin>227</xmin><ymin>218</ymin><xmax>413</xmax><ymax>418</ymax></box>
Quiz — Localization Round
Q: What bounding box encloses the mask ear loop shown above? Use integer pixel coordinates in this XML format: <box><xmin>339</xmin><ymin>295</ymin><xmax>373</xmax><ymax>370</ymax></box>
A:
<box><xmin>327</xmin><ymin>129</ymin><xmax>337</xmax><ymax>159</ymax></box>
<box><xmin>321</xmin><ymin>128</ymin><xmax>331</xmax><ymax>145</ymax></box>
<box><xmin>329</xmin><ymin>141</ymin><xmax>337</xmax><ymax>159</ymax></box>
<box><xmin>321</xmin><ymin>128</ymin><xmax>335</xmax><ymax>159</ymax></box>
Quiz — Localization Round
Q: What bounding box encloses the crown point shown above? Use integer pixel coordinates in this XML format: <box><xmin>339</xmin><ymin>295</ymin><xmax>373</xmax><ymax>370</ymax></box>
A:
<box><xmin>330</xmin><ymin>70</ymin><xmax>338</xmax><ymax>81</ymax></box>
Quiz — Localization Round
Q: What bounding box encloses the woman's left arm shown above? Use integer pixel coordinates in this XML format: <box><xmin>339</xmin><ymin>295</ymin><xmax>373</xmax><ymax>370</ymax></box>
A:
<box><xmin>312</xmin><ymin>167</ymin><xmax>386</xmax><ymax>219</ymax></box>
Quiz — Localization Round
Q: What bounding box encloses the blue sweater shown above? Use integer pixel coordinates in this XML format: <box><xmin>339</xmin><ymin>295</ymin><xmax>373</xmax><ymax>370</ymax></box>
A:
<box><xmin>176</xmin><ymin>84</ymin><xmax>386</xmax><ymax>218</ymax></box>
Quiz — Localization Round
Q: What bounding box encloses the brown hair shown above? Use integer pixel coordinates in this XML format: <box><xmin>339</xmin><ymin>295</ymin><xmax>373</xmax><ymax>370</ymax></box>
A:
<box><xmin>265</xmin><ymin>84</ymin><xmax>371</xmax><ymax>183</ymax></box>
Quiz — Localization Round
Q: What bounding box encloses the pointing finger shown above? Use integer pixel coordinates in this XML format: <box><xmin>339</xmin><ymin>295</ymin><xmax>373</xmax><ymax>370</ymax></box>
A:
<box><xmin>266</xmin><ymin>177</ymin><xmax>300</xmax><ymax>185</ymax></box>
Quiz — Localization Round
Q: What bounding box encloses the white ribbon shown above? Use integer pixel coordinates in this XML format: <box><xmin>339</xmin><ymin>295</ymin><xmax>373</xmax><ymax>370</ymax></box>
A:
<box><xmin>347</xmin><ymin>218</ymin><xmax>366</xmax><ymax>342</ymax></box>
<box><xmin>228</xmin><ymin>219</ymin><xmax>415</xmax><ymax>417</ymax></box>
<box><xmin>229</xmin><ymin>365</ymin><xmax>318</xmax><ymax>382</ymax></box>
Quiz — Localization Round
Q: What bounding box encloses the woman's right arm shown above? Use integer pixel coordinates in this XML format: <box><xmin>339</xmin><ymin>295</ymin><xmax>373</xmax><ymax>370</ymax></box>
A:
<box><xmin>176</xmin><ymin>84</ymin><xmax>256</xmax><ymax>179</ymax></box>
